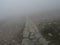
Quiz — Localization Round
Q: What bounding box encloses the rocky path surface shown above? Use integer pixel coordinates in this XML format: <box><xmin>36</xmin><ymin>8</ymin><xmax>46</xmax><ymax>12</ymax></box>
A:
<box><xmin>22</xmin><ymin>18</ymin><xmax>49</xmax><ymax>45</ymax></box>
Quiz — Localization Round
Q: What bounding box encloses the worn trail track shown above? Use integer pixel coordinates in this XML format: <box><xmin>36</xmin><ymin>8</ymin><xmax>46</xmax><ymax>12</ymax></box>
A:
<box><xmin>22</xmin><ymin>18</ymin><xmax>48</xmax><ymax>45</ymax></box>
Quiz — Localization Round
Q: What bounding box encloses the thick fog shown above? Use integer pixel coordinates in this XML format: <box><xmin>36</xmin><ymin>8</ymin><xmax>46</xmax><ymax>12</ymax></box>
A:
<box><xmin>0</xmin><ymin>0</ymin><xmax>60</xmax><ymax>20</ymax></box>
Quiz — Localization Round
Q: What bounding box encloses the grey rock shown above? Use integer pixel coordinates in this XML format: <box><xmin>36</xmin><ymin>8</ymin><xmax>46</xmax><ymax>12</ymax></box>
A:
<box><xmin>22</xmin><ymin>39</ymin><xmax>34</xmax><ymax>45</ymax></box>
<box><xmin>35</xmin><ymin>32</ymin><xmax>41</xmax><ymax>39</ymax></box>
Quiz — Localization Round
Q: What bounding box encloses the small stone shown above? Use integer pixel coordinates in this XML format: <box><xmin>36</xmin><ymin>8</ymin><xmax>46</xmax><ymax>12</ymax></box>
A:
<box><xmin>32</xmin><ymin>39</ymin><xmax>37</xmax><ymax>42</ymax></box>
<box><xmin>58</xmin><ymin>33</ymin><xmax>60</xmax><ymax>35</ymax></box>
<box><xmin>48</xmin><ymin>22</ymin><xmax>51</xmax><ymax>25</ymax></box>
<box><xmin>39</xmin><ymin>38</ymin><xmax>48</xmax><ymax>45</ymax></box>
<box><xmin>30</xmin><ymin>35</ymin><xmax>35</xmax><ymax>39</ymax></box>
<box><xmin>30</xmin><ymin>33</ymin><xmax>35</xmax><ymax>39</ymax></box>
<box><xmin>54</xmin><ymin>22</ymin><xmax>57</xmax><ymax>24</ymax></box>
<box><xmin>22</xmin><ymin>39</ymin><xmax>34</xmax><ymax>45</ymax></box>
<box><xmin>4</xmin><ymin>40</ymin><xmax>7</xmax><ymax>42</ymax></box>
<box><xmin>42</xmin><ymin>26</ymin><xmax>45</xmax><ymax>28</ymax></box>
<box><xmin>16</xmin><ymin>25</ymin><xmax>18</xmax><ymax>28</ymax></box>
<box><xmin>35</xmin><ymin>33</ymin><xmax>41</xmax><ymax>39</ymax></box>
<box><xmin>17</xmin><ymin>43</ymin><xmax>20</xmax><ymax>45</ymax></box>
<box><xmin>30</xmin><ymin>33</ymin><xmax>34</xmax><ymax>35</ymax></box>
<box><xmin>12</xmin><ymin>40</ymin><xmax>16</xmax><ymax>42</ymax></box>
<box><xmin>48</xmin><ymin>33</ymin><xmax>53</xmax><ymax>36</ymax></box>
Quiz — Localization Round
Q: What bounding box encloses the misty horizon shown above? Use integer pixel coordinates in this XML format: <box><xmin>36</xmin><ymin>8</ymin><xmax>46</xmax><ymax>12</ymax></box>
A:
<box><xmin>0</xmin><ymin>0</ymin><xmax>60</xmax><ymax>20</ymax></box>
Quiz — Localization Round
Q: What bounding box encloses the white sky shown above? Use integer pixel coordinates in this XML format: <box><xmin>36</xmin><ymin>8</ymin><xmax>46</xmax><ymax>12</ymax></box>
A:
<box><xmin>0</xmin><ymin>0</ymin><xmax>60</xmax><ymax>19</ymax></box>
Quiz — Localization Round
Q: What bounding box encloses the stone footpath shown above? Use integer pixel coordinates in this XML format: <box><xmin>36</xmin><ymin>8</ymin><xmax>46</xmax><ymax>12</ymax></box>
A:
<box><xmin>21</xmin><ymin>19</ymin><xmax>48</xmax><ymax>45</ymax></box>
